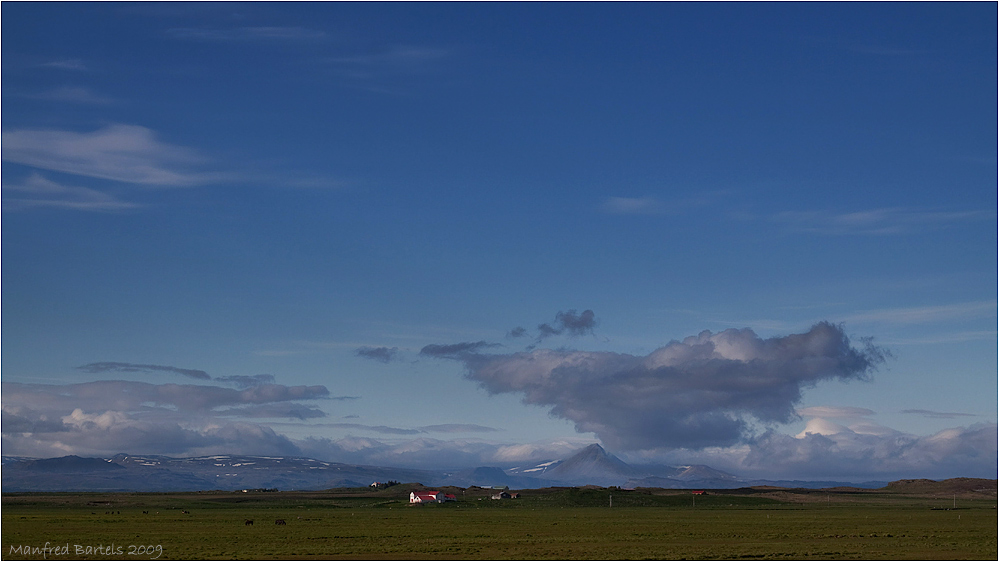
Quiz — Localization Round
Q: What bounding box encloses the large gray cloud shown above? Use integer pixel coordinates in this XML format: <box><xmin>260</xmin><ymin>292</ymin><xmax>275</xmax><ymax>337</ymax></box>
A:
<box><xmin>430</xmin><ymin>322</ymin><xmax>887</xmax><ymax>450</ymax></box>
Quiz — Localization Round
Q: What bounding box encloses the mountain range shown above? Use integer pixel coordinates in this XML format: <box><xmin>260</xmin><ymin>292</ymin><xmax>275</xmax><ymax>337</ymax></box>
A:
<box><xmin>0</xmin><ymin>445</ymin><xmax>888</xmax><ymax>492</ymax></box>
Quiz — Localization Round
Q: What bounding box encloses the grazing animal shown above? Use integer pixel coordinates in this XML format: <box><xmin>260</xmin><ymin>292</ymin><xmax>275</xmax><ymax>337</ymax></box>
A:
<box><xmin>181</xmin><ymin>510</ymin><xmax>189</xmax><ymax>514</ymax></box>
<box><xmin>275</xmin><ymin>519</ymin><xmax>286</xmax><ymax>525</ymax></box>
<box><xmin>244</xmin><ymin>519</ymin><xmax>253</xmax><ymax>526</ymax></box>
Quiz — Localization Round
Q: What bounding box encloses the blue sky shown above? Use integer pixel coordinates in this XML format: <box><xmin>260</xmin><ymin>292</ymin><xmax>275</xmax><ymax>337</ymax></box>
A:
<box><xmin>2</xmin><ymin>2</ymin><xmax>995</xmax><ymax>481</ymax></box>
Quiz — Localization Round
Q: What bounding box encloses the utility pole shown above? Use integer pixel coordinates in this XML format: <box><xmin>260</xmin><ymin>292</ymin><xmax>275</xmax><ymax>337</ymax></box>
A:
<box><xmin>609</xmin><ymin>493</ymin><xmax>612</xmax><ymax>508</ymax></box>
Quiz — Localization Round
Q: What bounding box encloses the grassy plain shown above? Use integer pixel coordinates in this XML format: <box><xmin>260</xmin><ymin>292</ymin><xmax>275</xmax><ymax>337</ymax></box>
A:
<box><xmin>3</xmin><ymin>486</ymin><xmax>996</xmax><ymax>560</ymax></box>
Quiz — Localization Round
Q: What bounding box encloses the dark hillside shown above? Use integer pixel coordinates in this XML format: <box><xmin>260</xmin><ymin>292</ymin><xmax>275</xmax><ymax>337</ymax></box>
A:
<box><xmin>884</xmin><ymin>477</ymin><xmax>997</xmax><ymax>497</ymax></box>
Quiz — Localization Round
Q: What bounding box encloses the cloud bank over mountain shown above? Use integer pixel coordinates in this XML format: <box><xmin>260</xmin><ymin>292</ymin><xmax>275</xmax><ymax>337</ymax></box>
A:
<box><xmin>1</xmin><ymin>378</ymin><xmax>335</xmax><ymax>458</ymax></box>
<box><xmin>1</xmin><ymin>320</ymin><xmax>993</xmax><ymax>481</ymax></box>
<box><xmin>743</xmin><ymin>423</ymin><xmax>997</xmax><ymax>481</ymax></box>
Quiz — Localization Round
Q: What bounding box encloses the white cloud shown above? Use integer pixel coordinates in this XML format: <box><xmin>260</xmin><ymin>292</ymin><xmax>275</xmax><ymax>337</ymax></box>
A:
<box><xmin>1</xmin><ymin>124</ymin><xmax>214</xmax><ymax>186</ymax></box>
<box><xmin>32</xmin><ymin>86</ymin><xmax>114</xmax><ymax>105</ymax></box>
<box><xmin>1</xmin><ymin>376</ymin><xmax>331</xmax><ymax>458</ymax></box>
<box><xmin>40</xmin><ymin>59</ymin><xmax>88</xmax><ymax>71</ymax></box>
<box><xmin>796</xmin><ymin>417</ymin><xmax>851</xmax><ymax>438</ymax></box>
<box><xmin>746</xmin><ymin>422</ymin><xmax>997</xmax><ymax>480</ymax></box>
<box><xmin>796</xmin><ymin>406</ymin><xmax>876</xmax><ymax>419</ymax></box>
<box><xmin>601</xmin><ymin>197</ymin><xmax>664</xmax><ymax>215</ymax></box>
<box><xmin>327</xmin><ymin>46</ymin><xmax>449</xmax><ymax>68</ymax></box>
<box><xmin>842</xmin><ymin>301</ymin><xmax>997</xmax><ymax>326</ymax></box>
<box><xmin>167</xmin><ymin>26</ymin><xmax>327</xmax><ymax>43</ymax></box>
<box><xmin>773</xmin><ymin>207</ymin><xmax>992</xmax><ymax>236</ymax></box>
<box><xmin>3</xmin><ymin>173</ymin><xmax>140</xmax><ymax>212</ymax></box>
<box><xmin>491</xmin><ymin>439</ymin><xmax>592</xmax><ymax>463</ymax></box>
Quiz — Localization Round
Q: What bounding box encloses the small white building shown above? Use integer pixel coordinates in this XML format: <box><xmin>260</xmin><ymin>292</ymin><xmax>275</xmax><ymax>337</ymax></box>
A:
<box><xmin>410</xmin><ymin>491</ymin><xmax>443</xmax><ymax>504</ymax></box>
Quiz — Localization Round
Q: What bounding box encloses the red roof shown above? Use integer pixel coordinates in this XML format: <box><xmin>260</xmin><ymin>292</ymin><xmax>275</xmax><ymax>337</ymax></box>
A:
<box><xmin>444</xmin><ymin>494</ymin><xmax>456</xmax><ymax>499</ymax></box>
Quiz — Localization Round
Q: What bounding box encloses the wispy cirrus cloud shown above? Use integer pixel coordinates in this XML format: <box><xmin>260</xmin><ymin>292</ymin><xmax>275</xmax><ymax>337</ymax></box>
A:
<box><xmin>1</xmin><ymin>124</ymin><xmax>216</xmax><ymax>186</ymax></box>
<box><xmin>420</xmin><ymin>341</ymin><xmax>501</xmax><ymax>358</ymax></box>
<box><xmin>2</xmin><ymin>173</ymin><xmax>140</xmax><ymax>212</ymax></box>
<box><xmin>419</xmin><ymin>424</ymin><xmax>501</xmax><ymax>434</ymax></box>
<box><xmin>841</xmin><ymin>301</ymin><xmax>997</xmax><ymax>326</ymax></box>
<box><xmin>166</xmin><ymin>26</ymin><xmax>327</xmax><ymax>43</ymax></box>
<box><xmin>214</xmin><ymin>403</ymin><xmax>329</xmax><ymax>420</ymax></box>
<box><xmin>31</xmin><ymin>86</ymin><xmax>115</xmax><ymax>105</ymax></box>
<box><xmin>5</xmin><ymin>380</ymin><xmax>332</xmax><ymax>414</ymax></box>
<box><xmin>37</xmin><ymin>58</ymin><xmax>89</xmax><ymax>71</ymax></box>
<box><xmin>773</xmin><ymin>207</ymin><xmax>992</xmax><ymax>235</ymax></box>
<box><xmin>326</xmin><ymin>45</ymin><xmax>448</xmax><ymax>70</ymax></box>
<box><xmin>299</xmin><ymin>422</ymin><xmax>423</xmax><ymax>436</ymax></box>
<box><xmin>601</xmin><ymin>196</ymin><xmax>665</xmax><ymax>215</ymax></box>
<box><xmin>322</xmin><ymin>45</ymin><xmax>451</xmax><ymax>93</ymax></box>
<box><xmin>215</xmin><ymin>374</ymin><xmax>277</xmax><ymax>389</ymax></box>
<box><xmin>276</xmin><ymin>421</ymin><xmax>501</xmax><ymax>436</ymax></box>
<box><xmin>797</xmin><ymin>406</ymin><xmax>876</xmax><ymax>419</ymax></box>
<box><xmin>77</xmin><ymin>361</ymin><xmax>211</xmax><ymax>380</ymax></box>
<box><xmin>600</xmin><ymin>193</ymin><xmax>724</xmax><ymax>216</ymax></box>
<box><xmin>901</xmin><ymin>409</ymin><xmax>979</xmax><ymax>420</ymax></box>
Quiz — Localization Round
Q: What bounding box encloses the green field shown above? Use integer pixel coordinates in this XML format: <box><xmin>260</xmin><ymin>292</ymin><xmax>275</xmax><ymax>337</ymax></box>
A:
<box><xmin>3</xmin><ymin>486</ymin><xmax>996</xmax><ymax>560</ymax></box>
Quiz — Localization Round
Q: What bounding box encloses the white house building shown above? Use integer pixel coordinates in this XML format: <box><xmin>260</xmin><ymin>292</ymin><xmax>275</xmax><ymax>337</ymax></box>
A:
<box><xmin>410</xmin><ymin>491</ymin><xmax>443</xmax><ymax>504</ymax></box>
<box><xmin>409</xmin><ymin>491</ymin><xmax>457</xmax><ymax>504</ymax></box>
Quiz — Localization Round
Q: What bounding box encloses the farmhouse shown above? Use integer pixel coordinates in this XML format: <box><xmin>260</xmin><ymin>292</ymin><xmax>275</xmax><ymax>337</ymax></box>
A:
<box><xmin>410</xmin><ymin>491</ymin><xmax>443</xmax><ymax>504</ymax></box>
<box><xmin>410</xmin><ymin>491</ymin><xmax>457</xmax><ymax>503</ymax></box>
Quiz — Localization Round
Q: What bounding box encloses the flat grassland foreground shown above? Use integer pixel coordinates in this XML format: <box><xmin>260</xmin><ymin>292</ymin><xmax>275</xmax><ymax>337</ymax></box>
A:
<box><xmin>2</xmin><ymin>486</ymin><xmax>996</xmax><ymax>560</ymax></box>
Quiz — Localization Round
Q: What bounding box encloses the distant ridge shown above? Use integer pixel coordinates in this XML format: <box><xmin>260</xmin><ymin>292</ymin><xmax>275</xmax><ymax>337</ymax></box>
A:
<box><xmin>440</xmin><ymin>466</ymin><xmax>554</xmax><ymax>489</ymax></box>
<box><xmin>18</xmin><ymin>455</ymin><xmax>125</xmax><ymax>472</ymax></box>
<box><xmin>1</xmin><ymin>454</ymin><xmax>444</xmax><ymax>492</ymax></box>
<box><xmin>2</xmin><ymin>452</ymin><xmax>987</xmax><ymax>493</ymax></box>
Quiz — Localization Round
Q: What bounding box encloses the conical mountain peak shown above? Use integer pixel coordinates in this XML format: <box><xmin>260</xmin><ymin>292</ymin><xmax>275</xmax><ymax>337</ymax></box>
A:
<box><xmin>547</xmin><ymin>443</ymin><xmax>637</xmax><ymax>485</ymax></box>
